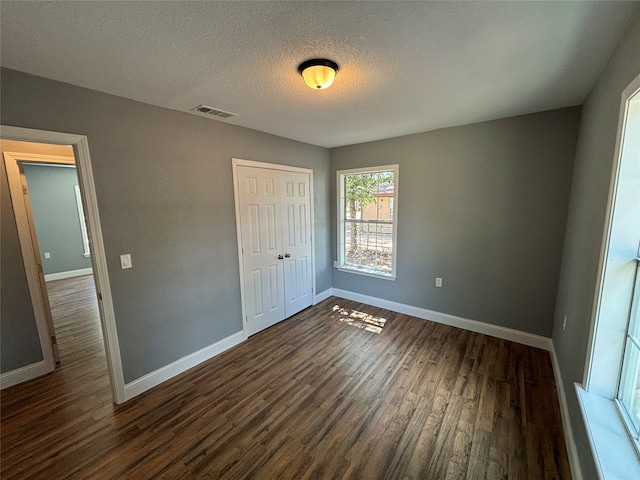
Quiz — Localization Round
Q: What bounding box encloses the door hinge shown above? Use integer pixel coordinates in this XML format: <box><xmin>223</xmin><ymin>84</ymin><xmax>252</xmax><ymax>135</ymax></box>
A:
<box><xmin>22</xmin><ymin>184</ymin><xmax>28</xmax><ymax>195</ymax></box>
<box><xmin>98</xmin><ymin>292</ymin><xmax>103</xmax><ymax>301</ymax></box>
<box><xmin>36</xmin><ymin>263</ymin><xmax>43</xmax><ymax>274</ymax></box>
<box><xmin>51</xmin><ymin>335</ymin><xmax>57</xmax><ymax>345</ymax></box>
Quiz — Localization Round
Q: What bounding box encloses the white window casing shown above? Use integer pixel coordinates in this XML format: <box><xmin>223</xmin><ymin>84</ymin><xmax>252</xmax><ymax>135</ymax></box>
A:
<box><xmin>336</xmin><ymin>164</ymin><xmax>398</xmax><ymax>280</ymax></box>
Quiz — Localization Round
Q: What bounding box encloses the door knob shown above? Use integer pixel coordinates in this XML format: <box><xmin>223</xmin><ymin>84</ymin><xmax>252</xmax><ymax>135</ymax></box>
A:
<box><xmin>284</xmin><ymin>253</ymin><xmax>291</xmax><ymax>258</ymax></box>
<box><xmin>278</xmin><ymin>255</ymin><xmax>284</xmax><ymax>260</ymax></box>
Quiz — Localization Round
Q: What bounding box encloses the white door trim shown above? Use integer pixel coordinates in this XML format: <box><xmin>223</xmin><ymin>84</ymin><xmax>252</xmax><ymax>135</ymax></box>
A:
<box><xmin>1</xmin><ymin>125</ymin><xmax>126</xmax><ymax>404</ymax></box>
<box><xmin>232</xmin><ymin>158</ymin><xmax>316</xmax><ymax>339</ymax></box>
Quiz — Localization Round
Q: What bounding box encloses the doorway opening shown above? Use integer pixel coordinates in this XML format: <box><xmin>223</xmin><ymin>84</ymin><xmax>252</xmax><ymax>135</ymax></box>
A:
<box><xmin>23</xmin><ymin>155</ymin><xmax>102</xmax><ymax>368</ymax></box>
<box><xmin>1</xmin><ymin>129</ymin><xmax>125</xmax><ymax>403</ymax></box>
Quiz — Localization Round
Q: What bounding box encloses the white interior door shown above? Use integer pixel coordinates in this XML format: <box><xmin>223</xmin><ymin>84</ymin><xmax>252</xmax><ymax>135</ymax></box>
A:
<box><xmin>237</xmin><ymin>166</ymin><xmax>286</xmax><ymax>336</ymax></box>
<box><xmin>281</xmin><ymin>171</ymin><xmax>313</xmax><ymax>317</ymax></box>
<box><xmin>19</xmin><ymin>167</ymin><xmax>61</xmax><ymax>363</ymax></box>
<box><xmin>235</xmin><ymin>163</ymin><xmax>314</xmax><ymax>336</ymax></box>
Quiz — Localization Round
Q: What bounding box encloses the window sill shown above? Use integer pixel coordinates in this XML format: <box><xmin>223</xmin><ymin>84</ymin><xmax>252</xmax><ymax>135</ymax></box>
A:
<box><xmin>336</xmin><ymin>265</ymin><xmax>396</xmax><ymax>281</ymax></box>
<box><xmin>576</xmin><ymin>383</ymin><xmax>640</xmax><ymax>479</ymax></box>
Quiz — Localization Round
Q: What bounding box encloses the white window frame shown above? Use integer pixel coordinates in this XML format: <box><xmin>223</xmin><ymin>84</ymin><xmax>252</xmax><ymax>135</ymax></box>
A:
<box><xmin>74</xmin><ymin>185</ymin><xmax>91</xmax><ymax>257</ymax></box>
<box><xmin>336</xmin><ymin>164</ymin><xmax>398</xmax><ymax>280</ymax></box>
<box><xmin>576</xmin><ymin>72</ymin><xmax>640</xmax><ymax>479</ymax></box>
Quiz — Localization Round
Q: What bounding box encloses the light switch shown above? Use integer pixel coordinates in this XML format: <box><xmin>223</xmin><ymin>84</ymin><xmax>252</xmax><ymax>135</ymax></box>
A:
<box><xmin>44</xmin><ymin>252</ymin><xmax>51</xmax><ymax>259</ymax></box>
<box><xmin>120</xmin><ymin>254</ymin><xmax>132</xmax><ymax>269</ymax></box>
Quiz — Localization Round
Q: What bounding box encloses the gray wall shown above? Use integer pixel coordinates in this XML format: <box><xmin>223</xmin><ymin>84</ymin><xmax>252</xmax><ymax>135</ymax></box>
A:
<box><xmin>552</xmin><ymin>10</ymin><xmax>640</xmax><ymax>479</ymax></box>
<box><xmin>22</xmin><ymin>164</ymin><xmax>93</xmax><ymax>275</ymax></box>
<box><xmin>1</xmin><ymin>164</ymin><xmax>44</xmax><ymax>373</ymax></box>
<box><xmin>331</xmin><ymin>107</ymin><xmax>580</xmax><ymax>337</ymax></box>
<box><xmin>1</xmin><ymin>68</ymin><xmax>331</xmax><ymax>383</ymax></box>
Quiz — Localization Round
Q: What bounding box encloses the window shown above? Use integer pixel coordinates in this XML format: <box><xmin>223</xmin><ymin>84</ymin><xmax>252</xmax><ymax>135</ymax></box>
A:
<box><xmin>617</xmin><ymin>257</ymin><xmax>640</xmax><ymax>451</ymax></box>
<box><xmin>337</xmin><ymin>164</ymin><xmax>398</xmax><ymax>279</ymax></box>
<box><xmin>577</xmin><ymin>73</ymin><xmax>640</xmax><ymax>478</ymax></box>
<box><xmin>74</xmin><ymin>185</ymin><xmax>91</xmax><ymax>257</ymax></box>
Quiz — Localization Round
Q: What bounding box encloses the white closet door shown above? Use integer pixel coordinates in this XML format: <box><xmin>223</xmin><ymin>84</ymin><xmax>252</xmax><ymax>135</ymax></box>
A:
<box><xmin>280</xmin><ymin>171</ymin><xmax>313</xmax><ymax>317</ymax></box>
<box><xmin>237</xmin><ymin>166</ymin><xmax>286</xmax><ymax>336</ymax></box>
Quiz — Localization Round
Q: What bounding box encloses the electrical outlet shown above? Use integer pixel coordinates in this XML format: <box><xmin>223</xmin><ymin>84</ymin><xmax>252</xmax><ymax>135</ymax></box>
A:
<box><xmin>563</xmin><ymin>315</ymin><xmax>567</xmax><ymax>331</ymax></box>
<box><xmin>44</xmin><ymin>252</ymin><xmax>51</xmax><ymax>259</ymax></box>
<box><xmin>435</xmin><ymin>277</ymin><xmax>442</xmax><ymax>288</ymax></box>
<box><xmin>333</xmin><ymin>260</ymin><xmax>338</xmax><ymax>268</ymax></box>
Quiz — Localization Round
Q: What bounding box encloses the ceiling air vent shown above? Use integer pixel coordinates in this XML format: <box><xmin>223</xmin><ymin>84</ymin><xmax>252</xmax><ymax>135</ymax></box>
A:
<box><xmin>191</xmin><ymin>104</ymin><xmax>237</xmax><ymax>119</ymax></box>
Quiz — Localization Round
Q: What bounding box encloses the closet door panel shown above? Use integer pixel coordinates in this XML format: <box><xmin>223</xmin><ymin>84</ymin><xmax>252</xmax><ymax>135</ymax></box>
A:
<box><xmin>281</xmin><ymin>171</ymin><xmax>313</xmax><ymax>318</ymax></box>
<box><xmin>237</xmin><ymin>166</ymin><xmax>285</xmax><ymax>335</ymax></box>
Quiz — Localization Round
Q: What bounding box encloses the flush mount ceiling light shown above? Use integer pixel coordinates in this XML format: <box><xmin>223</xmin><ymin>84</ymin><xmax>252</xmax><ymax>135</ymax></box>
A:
<box><xmin>298</xmin><ymin>59</ymin><xmax>339</xmax><ymax>90</ymax></box>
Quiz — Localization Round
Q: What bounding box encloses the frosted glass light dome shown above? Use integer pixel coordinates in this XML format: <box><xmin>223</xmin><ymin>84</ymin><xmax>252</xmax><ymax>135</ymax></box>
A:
<box><xmin>298</xmin><ymin>59</ymin><xmax>339</xmax><ymax>90</ymax></box>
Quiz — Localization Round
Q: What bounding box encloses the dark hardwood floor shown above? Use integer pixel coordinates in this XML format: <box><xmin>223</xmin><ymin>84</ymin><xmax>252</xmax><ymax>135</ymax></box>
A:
<box><xmin>1</xmin><ymin>275</ymin><xmax>571</xmax><ymax>479</ymax></box>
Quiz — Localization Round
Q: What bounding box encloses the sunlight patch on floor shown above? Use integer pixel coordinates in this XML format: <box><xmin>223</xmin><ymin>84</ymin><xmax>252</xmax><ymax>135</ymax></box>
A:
<box><xmin>331</xmin><ymin>304</ymin><xmax>387</xmax><ymax>334</ymax></box>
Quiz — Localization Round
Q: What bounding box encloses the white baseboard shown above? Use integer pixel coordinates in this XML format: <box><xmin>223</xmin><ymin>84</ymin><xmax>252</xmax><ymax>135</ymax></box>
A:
<box><xmin>45</xmin><ymin>267</ymin><xmax>93</xmax><ymax>282</ymax></box>
<box><xmin>0</xmin><ymin>360</ymin><xmax>52</xmax><ymax>390</ymax></box>
<box><xmin>124</xmin><ymin>331</ymin><xmax>244</xmax><ymax>401</ymax></box>
<box><xmin>314</xmin><ymin>288</ymin><xmax>332</xmax><ymax>304</ymax></box>
<box><xmin>550</xmin><ymin>342</ymin><xmax>583</xmax><ymax>480</ymax></box>
<box><xmin>330</xmin><ymin>288</ymin><xmax>552</xmax><ymax>350</ymax></box>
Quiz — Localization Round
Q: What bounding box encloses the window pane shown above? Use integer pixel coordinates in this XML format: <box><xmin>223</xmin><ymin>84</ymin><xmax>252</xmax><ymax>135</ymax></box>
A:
<box><xmin>344</xmin><ymin>221</ymin><xmax>393</xmax><ymax>272</ymax></box>
<box><xmin>617</xmin><ymin>264</ymin><xmax>640</xmax><ymax>444</ymax></box>
<box><xmin>344</xmin><ymin>171</ymin><xmax>394</xmax><ymax>219</ymax></box>
<box><xmin>627</xmin><ymin>267</ymin><xmax>640</xmax><ymax>341</ymax></box>
<box><xmin>619</xmin><ymin>340</ymin><xmax>640</xmax><ymax>435</ymax></box>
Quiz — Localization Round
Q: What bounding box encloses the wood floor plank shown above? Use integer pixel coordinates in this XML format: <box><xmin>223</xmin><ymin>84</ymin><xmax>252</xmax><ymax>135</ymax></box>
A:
<box><xmin>1</xmin><ymin>276</ymin><xmax>571</xmax><ymax>479</ymax></box>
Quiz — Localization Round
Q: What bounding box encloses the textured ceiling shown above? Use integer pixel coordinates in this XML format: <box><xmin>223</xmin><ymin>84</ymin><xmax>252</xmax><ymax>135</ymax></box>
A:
<box><xmin>1</xmin><ymin>1</ymin><xmax>638</xmax><ymax>148</ymax></box>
